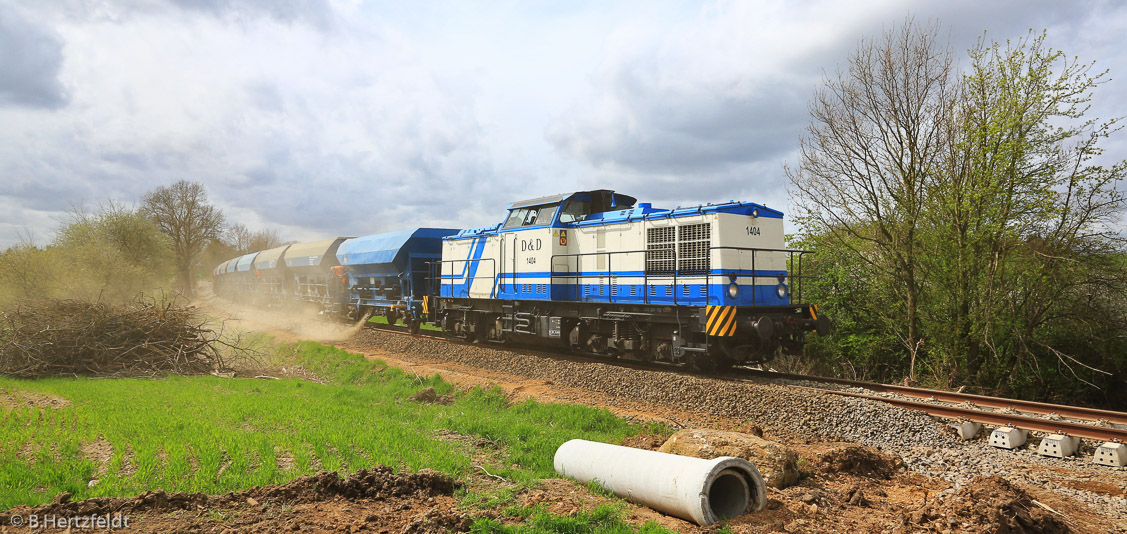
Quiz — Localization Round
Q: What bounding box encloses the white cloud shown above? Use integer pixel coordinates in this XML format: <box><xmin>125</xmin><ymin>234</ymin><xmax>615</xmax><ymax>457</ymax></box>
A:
<box><xmin>0</xmin><ymin>0</ymin><xmax>1124</xmax><ymax>249</ymax></box>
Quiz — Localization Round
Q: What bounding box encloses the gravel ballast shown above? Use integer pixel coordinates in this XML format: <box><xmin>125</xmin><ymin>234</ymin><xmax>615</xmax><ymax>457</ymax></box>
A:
<box><xmin>348</xmin><ymin>330</ymin><xmax>956</xmax><ymax>449</ymax></box>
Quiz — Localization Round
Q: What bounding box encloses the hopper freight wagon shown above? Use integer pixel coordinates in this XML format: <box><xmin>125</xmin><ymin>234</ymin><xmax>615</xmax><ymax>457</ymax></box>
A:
<box><xmin>336</xmin><ymin>228</ymin><xmax>460</xmax><ymax>331</ymax></box>
<box><xmin>250</xmin><ymin>244</ymin><xmax>291</xmax><ymax>305</ymax></box>
<box><xmin>282</xmin><ymin>238</ymin><xmax>351</xmax><ymax>312</ymax></box>
<box><xmin>213</xmin><ymin>260</ymin><xmax>232</xmax><ymax>296</ymax></box>
<box><xmin>230</xmin><ymin>252</ymin><xmax>259</xmax><ymax>300</ymax></box>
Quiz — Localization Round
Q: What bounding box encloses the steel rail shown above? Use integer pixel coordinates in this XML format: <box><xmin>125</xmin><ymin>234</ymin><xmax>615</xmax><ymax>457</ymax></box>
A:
<box><xmin>733</xmin><ymin>368</ymin><xmax>1127</xmax><ymax>426</ymax></box>
<box><xmin>359</xmin><ymin>320</ymin><xmax>1127</xmax><ymax>441</ymax></box>
<box><xmin>820</xmin><ymin>388</ymin><xmax>1127</xmax><ymax>442</ymax></box>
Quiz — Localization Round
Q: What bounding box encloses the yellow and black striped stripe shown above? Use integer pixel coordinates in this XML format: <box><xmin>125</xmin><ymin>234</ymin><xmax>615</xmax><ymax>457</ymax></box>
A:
<box><xmin>421</xmin><ymin>296</ymin><xmax>430</xmax><ymax>315</ymax></box>
<box><xmin>705</xmin><ymin>305</ymin><xmax>738</xmax><ymax>337</ymax></box>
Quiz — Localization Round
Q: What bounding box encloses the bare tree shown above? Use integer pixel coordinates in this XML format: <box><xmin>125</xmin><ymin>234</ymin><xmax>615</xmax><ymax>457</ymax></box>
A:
<box><xmin>247</xmin><ymin>228</ymin><xmax>286</xmax><ymax>252</ymax></box>
<box><xmin>141</xmin><ymin>180</ymin><xmax>224</xmax><ymax>297</ymax></box>
<box><xmin>227</xmin><ymin>223</ymin><xmax>254</xmax><ymax>253</ymax></box>
<box><xmin>786</xmin><ymin>20</ymin><xmax>958</xmax><ymax>381</ymax></box>
<box><xmin>226</xmin><ymin>224</ymin><xmax>286</xmax><ymax>254</ymax></box>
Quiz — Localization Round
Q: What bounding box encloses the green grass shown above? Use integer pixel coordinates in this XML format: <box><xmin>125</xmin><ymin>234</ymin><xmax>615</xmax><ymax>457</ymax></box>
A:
<box><xmin>0</xmin><ymin>340</ymin><xmax>649</xmax><ymax>511</ymax></box>
<box><xmin>471</xmin><ymin>504</ymin><xmax>674</xmax><ymax>534</ymax></box>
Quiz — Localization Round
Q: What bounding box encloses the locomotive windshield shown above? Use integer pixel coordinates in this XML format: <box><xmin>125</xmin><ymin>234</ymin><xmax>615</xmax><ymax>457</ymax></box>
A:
<box><xmin>503</xmin><ymin>204</ymin><xmax>558</xmax><ymax>229</ymax></box>
<box><xmin>559</xmin><ymin>199</ymin><xmax>590</xmax><ymax>223</ymax></box>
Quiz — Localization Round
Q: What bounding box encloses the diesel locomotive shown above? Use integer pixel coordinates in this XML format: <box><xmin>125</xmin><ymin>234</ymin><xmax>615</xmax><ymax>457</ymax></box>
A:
<box><xmin>213</xmin><ymin>189</ymin><xmax>828</xmax><ymax>370</ymax></box>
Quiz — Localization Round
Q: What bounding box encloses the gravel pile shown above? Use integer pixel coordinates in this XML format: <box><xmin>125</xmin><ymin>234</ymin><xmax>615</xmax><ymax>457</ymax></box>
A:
<box><xmin>350</xmin><ymin>330</ymin><xmax>956</xmax><ymax>450</ymax></box>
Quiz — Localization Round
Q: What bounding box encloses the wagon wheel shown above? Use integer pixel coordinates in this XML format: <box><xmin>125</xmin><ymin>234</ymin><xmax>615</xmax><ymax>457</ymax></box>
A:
<box><xmin>408</xmin><ymin>317</ymin><xmax>422</xmax><ymax>335</ymax></box>
<box><xmin>385</xmin><ymin>310</ymin><xmax>399</xmax><ymax>325</ymax></box>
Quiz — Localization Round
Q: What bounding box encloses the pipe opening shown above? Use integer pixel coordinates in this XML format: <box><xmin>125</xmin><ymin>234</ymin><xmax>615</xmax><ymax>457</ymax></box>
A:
<box><xmin>707</xmin><ymin>469</ymin><xmax>750</xmax><ymax>520</ymax></box>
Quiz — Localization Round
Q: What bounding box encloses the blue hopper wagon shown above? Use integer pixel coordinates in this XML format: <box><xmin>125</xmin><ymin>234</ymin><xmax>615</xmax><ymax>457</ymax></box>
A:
<box><xmin>336</xmin><ymin>228</ymin><xmax>459</xmax><ymax>331</ymax></box>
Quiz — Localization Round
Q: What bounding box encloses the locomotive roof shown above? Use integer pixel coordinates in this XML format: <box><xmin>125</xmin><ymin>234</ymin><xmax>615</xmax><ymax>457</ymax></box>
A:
<box><xmin>571</xmin><ymin>200</ymin><xmax>783</xmax><ymax>227</ymax></box>
<box><xmin>448</xmin><ymin>198</ymin><xmax>783</xmax><ymax>240</ymax></box>
<box><xmin>506</xmin><ymin>189</ymin><xmax>637</xmax><ymax>210</ymax></box>
<box><xmin>507</xmin><ymin>193</ymin><xmax>569</xmax><ymax>209</ymax></box>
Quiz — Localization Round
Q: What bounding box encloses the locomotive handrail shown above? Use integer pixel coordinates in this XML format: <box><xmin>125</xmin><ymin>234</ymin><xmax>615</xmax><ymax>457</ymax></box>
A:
<box><xmin>437</xmin><ymin>257</ymin><xmax>497</xmax><ymax>299</ymax></box>
<box><xmin>550</xmin><ymin>248</ymin><xmax>672</xmax><ymax>305</ymax></box>
<box><xmin>549</xmin><ymin>246</ymin><xmax>814</xmax><ymax>306</ymax></box>
<box><xmin>707</xmin><ymin>246</ymin><xmax>814</xmax><ymax>305</ymax></box>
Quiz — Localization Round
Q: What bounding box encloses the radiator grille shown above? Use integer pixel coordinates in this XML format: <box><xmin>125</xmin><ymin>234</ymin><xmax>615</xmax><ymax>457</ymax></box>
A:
<box><xmin>645</xmin><ymin>226</ymin><xmax>676</xmax><ymax>275</ymax></box>
<box><xmin>677</xmin><ymin>223</ymin><xmax>711</xmax><ymax>275</ymax></box>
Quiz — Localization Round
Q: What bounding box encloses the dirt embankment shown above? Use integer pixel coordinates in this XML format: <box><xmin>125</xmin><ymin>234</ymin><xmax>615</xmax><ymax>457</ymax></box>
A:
<box><xmin>0</xmin><ymin>451</ymin><xmax>1095</xmax><ymax>534</ymax></box>
<box><xmin>1</xmin><ymin>467</ymin><xmax>468</xmax><ymax>534</ymax></box>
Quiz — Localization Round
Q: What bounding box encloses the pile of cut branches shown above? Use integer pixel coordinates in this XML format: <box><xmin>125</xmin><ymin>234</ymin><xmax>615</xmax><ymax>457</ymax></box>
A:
<box><xmin>0</xmin><ymin>296</ymin><xmax>242</xmax><ymax>378</ymax></box>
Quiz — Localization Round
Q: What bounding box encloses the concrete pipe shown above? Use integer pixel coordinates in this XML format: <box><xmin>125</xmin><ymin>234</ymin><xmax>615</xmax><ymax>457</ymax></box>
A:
<box><xmin>553</xmin><ymin>439</ymin><xmax>767</xmax><ymax>526</ymax></box>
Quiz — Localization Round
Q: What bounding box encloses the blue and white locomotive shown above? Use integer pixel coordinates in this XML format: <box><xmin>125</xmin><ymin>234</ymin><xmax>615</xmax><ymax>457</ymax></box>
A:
<box><xmin>213</xmin><ymin>189</ymin><xmax>827</xmax><ymax>370</ymax></box>
<box><xmin>435</xmin><ymin>189</ymin><xmax>827</xmax><ymax>370</ymax></box>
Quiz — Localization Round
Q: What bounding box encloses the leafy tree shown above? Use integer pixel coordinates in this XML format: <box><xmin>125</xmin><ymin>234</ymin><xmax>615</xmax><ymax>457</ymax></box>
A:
<box><xmin>54</xmin><ymin>202</ymin><xmax>174</xmax><ymax>302</ymax></box>
<box><xmin>140</xmin><ymin>180</ymin><xmax>225</xmax><ymax>297</ymax></box>
<box><xmin>930</xmin><ymin>32</ymin><xmax>1127</xmax><ymax>396</ymax></box>
<box><xmin>787</xmin><ymin>20</ymin><xmax>958</xmax><ymax>381</ymax></box>
<box><xmin>0</xmin><ymin>203</ymin><xmax>174</xmax><ymax>306</ymax></box>
<box><xmin>788</xmin><ymin>232</ymin><xmax>903</xmax><ymax>381</ymax></box>
<box><xmin>790</xmin><ymin>23</ymin><xmax>1127</xmax><ymax>406</ymax></box>
<box><xmin>0</xmin><ymin>241</ymin><xmax>59</xmax><ymax>303</ymax></box>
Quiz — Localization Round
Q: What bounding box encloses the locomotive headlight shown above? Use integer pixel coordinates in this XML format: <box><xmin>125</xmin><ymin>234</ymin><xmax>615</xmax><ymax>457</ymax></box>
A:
<box><xmin>728</xmin><ymin>282</ymin><xmax>739</xmax><ymax>299</ymax></box>
<box><xmin>776</xmin><ymin>283</ymin><xmax>788</xmax><ymax>299</ymax></box>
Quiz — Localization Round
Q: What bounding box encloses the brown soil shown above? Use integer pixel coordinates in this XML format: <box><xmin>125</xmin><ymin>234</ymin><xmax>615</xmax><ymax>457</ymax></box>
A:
<box><xmin>0</xmin><ymin>467</ymin><xmax>465</xmax><ymax>534</ymax></box>
<box><xmin>817</xmin><ymin>444</ymin><xmax>904</xmax><ymax>479</ymax></box>
<box><xmin>79</xmin><ymin>437</ymin><xmax>114</xmax><ymax>478</ymax></box>
<box><xmin>894</xmin><ymin>475</ymin><xmax>1070</xmax><ymax>534</ymax></box>
<box><xmin>409</xmin><ymin>386</ymin><xmax>453</xmax><ymax>405</ymax></box>
<box><xmin>0</xmin><ymin>388</ymin><xmax>70</xmax><ymax>409</ymax></box>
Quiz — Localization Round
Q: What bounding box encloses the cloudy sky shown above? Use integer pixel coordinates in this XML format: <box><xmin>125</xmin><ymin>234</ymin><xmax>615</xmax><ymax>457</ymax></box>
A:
<box><xmin>2</xmin><ymin>0</ymin><xmax>1125</xmax><ymax>248</ymax></box>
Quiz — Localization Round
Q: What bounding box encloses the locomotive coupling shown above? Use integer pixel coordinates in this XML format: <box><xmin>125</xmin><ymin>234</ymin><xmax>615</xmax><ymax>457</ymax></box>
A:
<box><xmin>737</xmin><ymin>317</ymin><xmax>775</xmax><ymax>340</ymax></box>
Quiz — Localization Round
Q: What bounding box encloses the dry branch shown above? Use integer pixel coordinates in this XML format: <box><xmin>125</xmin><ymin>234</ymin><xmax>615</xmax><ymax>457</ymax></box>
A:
<box><xmin>0</xmin><ymin>296</ymin><xmax>248</xmax><ymax>378</ymax></box>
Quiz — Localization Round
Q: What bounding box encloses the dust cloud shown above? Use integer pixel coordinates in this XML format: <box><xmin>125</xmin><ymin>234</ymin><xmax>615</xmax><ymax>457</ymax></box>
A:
<box><xmin>192</xmin><ymin>282</ymin><xmax>367</xmax><ymax>343</ymax></box>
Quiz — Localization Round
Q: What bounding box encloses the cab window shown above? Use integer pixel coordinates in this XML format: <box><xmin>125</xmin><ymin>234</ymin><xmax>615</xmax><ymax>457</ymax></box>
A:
<box><xmin>528</xmin><ymin>205</ymin><xmax>557</xmax><ymax>226</ymax></box>
<box><xmin>503</xmin><ymin>209</ymin><xmax>529</xmax><ymax>229</ymax></box>
<box><xmin>559</xmin><ymin>199</ymin><xmax>591</xmax><ymax>223</ymax></box>
<box><xmin>504</xmin><ymin>205</ymin><xmax>558</xmax><ymax>228</ymax></box>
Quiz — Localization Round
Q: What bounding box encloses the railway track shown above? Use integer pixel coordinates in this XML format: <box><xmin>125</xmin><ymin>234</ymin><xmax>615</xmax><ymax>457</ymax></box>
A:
<box><xmin>362</xmin><ymin>320</ymin><xmax>1127</xmax><ymax>448</ymax></box>
<box><xmin>728</xmin><ymin>368</ymin><xmax>1127</xmax><ymax>443</ymax></box>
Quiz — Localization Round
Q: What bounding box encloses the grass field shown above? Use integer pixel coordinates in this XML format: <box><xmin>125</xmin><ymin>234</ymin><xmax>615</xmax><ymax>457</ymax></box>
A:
<box><xmin>0</xmin><ymin>339</ymin><xmax>659</xmax><ymax>515</ymax></box>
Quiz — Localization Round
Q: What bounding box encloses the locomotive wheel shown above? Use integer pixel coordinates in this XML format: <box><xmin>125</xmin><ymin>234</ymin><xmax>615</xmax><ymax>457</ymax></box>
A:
<box><xmin>408</xmin><ymin>315</ymin><xmax>421</xmax><ymax>335</ymax></box>
<box><xmin>689</xmin><ymin>353</ymin><xmax>718</xmax><ymax>373</ymax></box>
